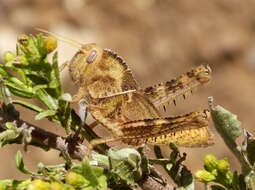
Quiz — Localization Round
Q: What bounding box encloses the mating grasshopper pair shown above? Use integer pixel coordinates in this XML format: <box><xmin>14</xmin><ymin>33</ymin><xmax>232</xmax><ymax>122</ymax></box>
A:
<box><xmin>44</xmin><ymin>30</ymin><xmax>213</xmax><ymax>151</ymax></box>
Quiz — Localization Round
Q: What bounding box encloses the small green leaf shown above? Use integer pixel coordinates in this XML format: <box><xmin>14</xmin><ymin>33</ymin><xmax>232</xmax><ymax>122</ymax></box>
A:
<box><xmin>0</xmin><ymin>182</ymin><xmax>6</xmax><ymax>190</ymax></box>
<box><xmin>36</xmin><ymin>34</ymin><xmax>47</xmax><ymax>58</ymax></box>
<box><xmin>52</xmin><ymin>52</ymin><xmax>62</xmax><ymax>94</ymax></box>
<box><xmin>35</xmin><ymin>110</ymin><xmax>56</xmax><ymax>120</ymax></box>
<box><xmin>65</xmin><ymin>172</ymin><xmax>87</xmax><ymax>187</ymax></box>
<box><xmin>26</xmin><ymin>74</ymin><xmax>48</xmax><ymax>85</ymax></box>
<box><xmin>5</xmin><ymin>74</ymin><xmax>26</xmax><ymax>89</ymax></box>
<box><xmin>245</xmin><ymin>171</ymin><xmax>255</xmax><ymax>190</ymax></box>
<box><xmin>36</xmin><ymin>89</ymin><xmax>58</xmax><ymax>110</ymax></box>
<box><xmin>137</xmin><ymin>147</ymin><xmax>149</xmax><ymax>175</ymax></box>
<box><xmin>15</xmin><ymin>151</ymin><xmax>32</xmax><ymax>174</ymax></box>
<box><xmin>92</xmin><ymin>154</ymin><xmax>109</xmax><ymax>166</ymax></box>
<box><xmin>166</xmin><ymin>163</ymin><xmax>173</xmax><ymax>171</ymax></box>
<box><xmin>108</xmin><ymin>147</ymin><xmax>141</xmax><ymax>169</ymax></box>
<box><xmin>97</xmin><ymin>175</ymin><xmax>107</xmax><ymax>190</ymax></box>
<box><xmin>247</xmin><ymin>137</ymin><xmax>255</xmax><ymax>166</ymax></box>
<box><xmin>5</xmin><ymin>122</ymin><xmax>15</xmax><ymax>130</ymax></box>
<box><xmin>16</xmin><ymin>179</ymin><xmax>32</xmax><ymax>189</ymax></box>
<box><xmin>149</xmin><ymin>158</ymin><xmax>171</xmax><ymax>165</ymax></box>
<box><xmin>59</xmin><ymin>93</ymin><xmax>72</xmax><ymax>102</ymax></box>
<box><xmin>32</xmin><ymin>84</ymin><xmax>48</xmax><ymax>92</ymax></box>
<box><xmin>232</xmin><ymin>171</ymin><xmax>239</xmax><ymax>190</ymax></box>
<box><xmin>5</xmin><ymin>84</ymin><xmax>34</xmax><ymax>98</ymax></box>
<box><xmin>13</xmin><ymin>99</ymin><xmax>43</xmax><ymax>112</ymax></box>
<box><xmin>210</xmin><ymin>105</ymin><xmax>242</xmax><ymax>140</ymax></box>
<box><xmin>211</xmin><ymin>185</ymin><xmax>227</xmax><ymax>190</ymax></box>
<box><xmin>82</xmin><ymin>157</ymin><xmax>98</xmax><ymax>186</ymax></box>
<box><xmin>92</xmin><ymin>166</ymin><xmax>105</xmax><ymax>177</ymax></box>
<box><xmin>82</xmin><ymin>186</ymin><xmax>94</xmax><ymax>190</ymax></box>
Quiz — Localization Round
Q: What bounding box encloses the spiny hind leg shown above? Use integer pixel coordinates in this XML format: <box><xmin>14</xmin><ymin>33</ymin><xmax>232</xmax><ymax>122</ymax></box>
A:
<box><xmin>142</xmin><ymin>65</ymin><xmax>212</xmax><ymax>107</ymax></box>
<box><xmin>120</xmin><ymin>109</ymin><xmax>213</xmax><ymax>147</ymax></box>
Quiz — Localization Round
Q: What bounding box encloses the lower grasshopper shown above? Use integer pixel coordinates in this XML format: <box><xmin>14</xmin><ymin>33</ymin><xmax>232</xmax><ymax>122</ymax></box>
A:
<box><xmin>39</xmin><ymin>30</ymin><xmax>213</xmax><ymax>150</ymax></box>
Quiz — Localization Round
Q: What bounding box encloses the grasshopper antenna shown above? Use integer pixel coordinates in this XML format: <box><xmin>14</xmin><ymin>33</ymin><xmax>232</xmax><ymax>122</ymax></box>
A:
<box><xmin>35</xmin><ymin>28</ymin><xmax>82</xmax><ymax>49</ymax></box>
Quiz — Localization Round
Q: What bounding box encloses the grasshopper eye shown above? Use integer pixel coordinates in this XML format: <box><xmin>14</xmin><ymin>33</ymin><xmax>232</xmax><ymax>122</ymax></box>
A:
<box><xmin>86</xmin><ymin>49</ymin><xmax>98</xmax><ymax>64</ymax></box>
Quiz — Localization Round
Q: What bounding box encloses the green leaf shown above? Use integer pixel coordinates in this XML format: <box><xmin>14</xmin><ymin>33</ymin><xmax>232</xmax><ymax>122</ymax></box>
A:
<box><xmin>16</xmin><ymin>179</ymin><xmax>32</xmax><ymax>189</ymax></box>
<box><xmin>166</xmin><ymin>163</ymin><xmax>173</xmax><ymax>171</ymax></box>
<box><xmin>13</xmin><ymin>99</ymin><xmax>43</xmax><ymax>112</ymax></box>
<box><xmin>97</xmin><ymin>175</ymin><xmax>107</xmax><ymax>190</ymax></box>
<box><xmin>52</xmin><ymin>52</ymin><xmax>62</xmax><ymax>95</ymax></box>
<box><xmin>211</xmin><ymin>185</ymin><xmax>227</xmax><ymax>190</ymax></box>
<box><xmin>92</xmin><ymin>166</ymin><xmax>105</xmax><ymax>177</ymax></box>
<box><xmin>36</xmin><ymin>89</ymin><xmax>58</xmax><ymax>110</ymax></box>
<box><xmin>211</xmin><ymin>105</ymin><xmax>242</xmax><ymax>140</ymax></box>
<box><xmin>32</xmin><ymin>84</ymin><xmax>48</xmax><ymax>92</ymax></box>
<box><xmin>108</xmin><ymin>147</ymin><xmax>141</xmax><ymax>170</ymax></box>
<box><xmin>35</xmin><ymin>110</ymin><xmax>56</xmax><ymax>120</ymax></box>
<box><xmin>232</xmin><ymin>171</ymin><xmax>240</xmax><ymax>190</ymax></box>
<box><xmin>0</xmin><ymin>181</ymin><xmax>8</xmax><ymax>190</ymax></box>
<box><xmin>247</xmin><ymin>137</ymin><xmax>255</xmax><ymax>166</ymax></box>
<box><xmin>82</xmin><ymin>157</ymin><xmax>98</xmax><ymax>186</ymax></box>
<box><xmin>59</xmin><ymin>93</ymin><xmax>72</xmax><ymax>102</ymax></box>
<box><xmin>107</xmin><ymin>148</ymin><xmax>143</xmax><ymax>186</ymax></box>
<box><xmin>149</xmin><ymin>158</ymin><xmax>171</xmax><ymax>165</ymax></box>
<box><xmin>15</xmin><ymin>151</ymin><xmax>33</xmax><ymax>174</ymax></box>
<box><xmin>238</xmin><ymin>174</ymin><xmax>247</xmax><ymax>190</ymax></box>
<box><xmin>36</xmin><ymin>34</ymin><xmax>47</xmax><ymax>58</ymax></box>
<box><xmin>92</xmin><ymin>154</ymin><xmax>109</xmax><ymax>166</ymax></box>
<box><xmin>5</xmin><ymin>122</ymin><xmax>15</xmax><ymax>130</ymax></box>
<box><xmin>82</xmin><ymin>186</ymin><xmax>94</xmax><ymax>190</ymax></box>
<box><xmin>245</xmin><ymin>171</ymin><xmax>255</xmax><ymax>190</ymax></box>
<box><xmin>137</xmin><ymin>147</ymin><xmax>149</xmax><ymax>175</ymax></box>
<box><xmin>26</xmin><ymin>74</ymin><xmax>48</xmax><ymax>85</ymax></box>
<box><xmin>5</xmin><ymin>83</ymin><xmax>34</xmax><ymax>98</ymax></box>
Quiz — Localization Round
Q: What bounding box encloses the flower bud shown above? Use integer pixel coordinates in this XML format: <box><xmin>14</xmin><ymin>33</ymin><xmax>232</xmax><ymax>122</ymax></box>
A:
<box><xmin>44</xmin><ymin>36</ymin><xmax>57</xmax><ymax>53</ymax></box>
<box><xmin>211</xmin><ymin>169</ymin><xmax>218</xmax><ymax>177</ymax></box>
<box><xmin>50</xmin><ymin>182</ymin><xmax>62</xmax><ymax>190</ymax></box>
<box><xmin>217</xmin><ymin>158</ymin><xmax>230</xmax><ymax>174</ymax></box>
<box><xmin>203</xmin><ymin>154</ymin><xmax>218</xmax><ymax>172</ymax></box>
<box><xmin>195</xmin><ymin>170</ymin><xmax>216</xmax><ymax>182</ymax></box>
<box><xmin>27</xmin><ymin>179</ymin><xmax>50</xmax><ymax>190</ymax></box>
<box><xmin>3</xmin><ymin>51</ymin><xmax>15</xmax><ymax>63</ymax></box>
<box><xmin>65</xmin><ymin>172</ymin><xmax>86</xmax><ymax>187</ymax></box>
<box><xmin>0</xmin><ymin>183</ymin><xmax>6</xmax><ymax>190</ymax></box>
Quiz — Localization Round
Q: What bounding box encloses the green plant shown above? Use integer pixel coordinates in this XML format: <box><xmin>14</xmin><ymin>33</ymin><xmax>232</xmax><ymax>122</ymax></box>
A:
<box><xmin>1</xmin><ymin>34</ymin><xmax>254</xmax><ymax>190</ymax></box>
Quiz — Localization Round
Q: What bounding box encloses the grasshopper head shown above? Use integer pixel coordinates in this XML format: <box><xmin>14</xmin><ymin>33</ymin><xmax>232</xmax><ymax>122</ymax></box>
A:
<box><xmin>194</xmin><ymin>65</ymin><xmax>212</xmax><ymax>84</ymax></box>
<box><xmin>69</xmin><ymin>43</ymin><xmax>103</xmax><ymax>84</ymax></box>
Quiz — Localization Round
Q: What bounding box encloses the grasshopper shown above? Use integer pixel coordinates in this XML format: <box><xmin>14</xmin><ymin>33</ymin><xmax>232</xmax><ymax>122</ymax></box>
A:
<box><xmin>39</xmin><ymin>30</ymin><xmax>213</xmax><ymax>150</ymax></box>
<box><xmin>68</xmin><ymin>44</ymin><xmax>213</xmax><ymax>148</ymax></box>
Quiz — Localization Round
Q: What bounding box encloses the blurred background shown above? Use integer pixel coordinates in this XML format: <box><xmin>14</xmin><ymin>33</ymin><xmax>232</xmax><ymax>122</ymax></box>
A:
<box><xmin>1</xmin><ymin>0</ymin><xmax>255</xmax><ymax>189</ymax></box>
